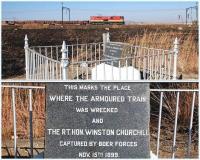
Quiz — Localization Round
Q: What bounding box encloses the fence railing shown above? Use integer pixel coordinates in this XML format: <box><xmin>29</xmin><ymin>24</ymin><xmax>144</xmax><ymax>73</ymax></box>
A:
<box><xmin>2</xmin><ymin>85</ymin><xmax>198</xmax><ymax>158</ymax></box>
<box><xmin>2</xmin><ymin>85</ymin><xmax>45</xmax><ymax>158</ymax></box>
<box><xmin>68</xmin><ymin>47</ymin><xmax>175</xmax><ymax>80</ymax></box>
<box><xmin>25</xmin><ymin>48</ymin><xmax>62</xmax><ymax>80</ymax></box>
<box><xmin>24</xmin><ymin>33</ymin><xmax>179</xmax><ymax>80</ymax></box>
<box><xmin>150</xmin><ymin>89</ymin><xmax>198</xmax><ymax>158</ymax></box>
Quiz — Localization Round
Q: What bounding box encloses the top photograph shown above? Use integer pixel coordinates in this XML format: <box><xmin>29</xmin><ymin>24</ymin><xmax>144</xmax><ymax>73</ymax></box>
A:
<box><xmin>2</xmin><ymin>1</ymin><xmax>198</xmax><ymax>81</ymax></box>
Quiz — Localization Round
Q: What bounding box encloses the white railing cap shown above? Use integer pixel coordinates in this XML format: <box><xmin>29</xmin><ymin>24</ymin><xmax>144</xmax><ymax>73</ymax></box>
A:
<box><xmin>61</xmin><ymin>41</ymin><xmax>67</xmax><ymax>52</ymax></box>
<box><xmin>174</xmin><ymin>37</ymin><xmax>179</xmax><ymax>45</ymax></box>
<box><xmin>24</xmin><ymin>34</ymin><xmax>28</xmax><ymax>41</ymax></box>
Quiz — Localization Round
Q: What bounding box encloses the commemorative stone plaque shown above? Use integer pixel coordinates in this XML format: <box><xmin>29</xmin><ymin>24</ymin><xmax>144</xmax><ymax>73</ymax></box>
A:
<box><xmin>104</xmin><ymin>42</ymin><xmax>131</xmax><ymax>67</ymax></box>
<box><xmin>45</xmin><ymin>83</ymin><xmax>150</xmax><ymax>158</ymax></box>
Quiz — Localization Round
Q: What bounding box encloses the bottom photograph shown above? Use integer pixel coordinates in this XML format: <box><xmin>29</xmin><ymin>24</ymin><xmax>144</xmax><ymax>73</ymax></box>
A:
<box><xmin>1</xmin><ymin>82</ymin><xmax>199</xmax><ymax>159</ymax></box>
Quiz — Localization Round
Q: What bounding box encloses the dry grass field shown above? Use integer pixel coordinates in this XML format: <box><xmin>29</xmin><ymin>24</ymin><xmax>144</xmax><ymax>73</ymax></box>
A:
<box><xmin>127</xmin><ymin>31</ymin><xmax>198</xmax><ymax>78</ymax></box>
<box><xmin>2</xmin><ymin>24</ymin><xmax>198</xmax><ymax>79</ymax></box>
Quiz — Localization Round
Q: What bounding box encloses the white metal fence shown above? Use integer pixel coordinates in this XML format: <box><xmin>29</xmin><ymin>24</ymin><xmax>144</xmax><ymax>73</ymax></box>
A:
<box><xmin>150</xmin><ymin>88</ymin><xmax>198</xmax><ymax>158</ymax></box>
<box><xmin>2</xmin><ymin>85</ymin><xmax>198</xmax><ymax>158</ymax></box>
<box><xmin>25</xmin><ymin>33</ymin><xmax>179</xmax><ymax>80</ymax></box>
<box><xmin>2</xmin><ymin>85</ymin><xmax>45</xmax><ymax>158</ymax></box>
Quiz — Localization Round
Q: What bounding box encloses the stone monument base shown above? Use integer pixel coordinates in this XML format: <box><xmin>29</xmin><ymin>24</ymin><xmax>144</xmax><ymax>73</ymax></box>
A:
<box><xmin>91</xmin><ymin>63</ymin><xmax>141</xmax><ymax>80</ymax></box>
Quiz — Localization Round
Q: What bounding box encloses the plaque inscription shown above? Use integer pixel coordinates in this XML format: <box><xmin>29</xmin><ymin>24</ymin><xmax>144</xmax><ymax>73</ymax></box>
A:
<box><xmin>45</xmin><ymin>83</ymin><xmax>150</xmax><ymax>158</ymax></box>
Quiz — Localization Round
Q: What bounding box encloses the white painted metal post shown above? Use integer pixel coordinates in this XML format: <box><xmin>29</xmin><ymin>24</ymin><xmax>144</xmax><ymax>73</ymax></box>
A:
<box><xmin>156</xmin><ymin>92</ymin><xmax>163</xmax><ymax>157</ymax></box>
<box><xmin>173</xmin><ymin>37</ymin><xmax>179</xmax><ymax>80</ymax></box>
<box><xmin>24</xmin><ymin>35</ymin><xmax>29</xmax><ymax>80</ymax></box>
<box><xmin>12</xmin><ymin>88</ymin><xmax>17</xmax><ymax>158</ymax></box>
<box><xmin>61</xmin><ymin>41</ymin><xmax>69</xmax><ymax>80</ymax></box>
<box><xmin>103</xmin><ymin>32</ymin><xmax>110</xmax><ymax>54</ymax></box>
<box><xmin>172</xmin><ymin>91</ymin><xmax>180</xmax><ymax>158</ymax></box>
<box><xmin>187</xmin><ymin>91</ymin><xmax>196</xmax><ymax>157</ymax></box>
<box><xmin>29</xmin><ymin>89</ymin><xmax>33</xmax><ymax>158</ymax></box>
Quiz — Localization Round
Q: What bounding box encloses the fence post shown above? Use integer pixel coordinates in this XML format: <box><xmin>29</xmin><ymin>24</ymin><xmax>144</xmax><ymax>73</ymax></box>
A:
<box><xmin>61</xmin><ymin>41</ymin><xmax>69</xmax><ymax>80</ymax></box>
<box><xmin>29</xmin><ymin>89</ymin><xmax>33</xmax><ymax>158</ymax></box>
<box><xmin>173</xmin><ymin>37</ymin><xmax>179</xmax><ymax>80</ymax></box>
<box><xmin>103</xmin><ymin>32</ymin><xmax>110</xmax><ymax>54</ymax></box>
<box><xmin>24</xmin><ymin>35</ymin><xmax>29</xmax><ymax>79</ymax></box>
<box><xmin>12</xmin><ymin>88</ymin><xmax>17</xmax><ymax>158</ymax></box>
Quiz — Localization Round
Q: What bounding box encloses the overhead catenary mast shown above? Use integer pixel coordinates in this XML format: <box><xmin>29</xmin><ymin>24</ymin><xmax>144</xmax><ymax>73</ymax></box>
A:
<box><xmin>61</xmin><ymin>2</ymin><xmax>71</xmax><ymax>24</ymax></box>
<box><xmin>185</xmin><ymin>3</ymin><xmax>198</xmax><ymax>25</ymax></box>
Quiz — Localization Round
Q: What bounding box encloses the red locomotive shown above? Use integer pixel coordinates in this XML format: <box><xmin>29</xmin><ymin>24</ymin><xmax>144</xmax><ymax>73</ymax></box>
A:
<box><xmin>90</xmin><ymin>16</ymin><xmax>125</xmax><ymax>25</ymax></box>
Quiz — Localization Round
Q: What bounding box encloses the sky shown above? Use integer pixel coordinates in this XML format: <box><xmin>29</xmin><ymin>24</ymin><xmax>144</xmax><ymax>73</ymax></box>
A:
<box><xmin>1</xmin><ymin>1</ymin><xmax>198</xmax><ymax>23</ymax></box>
